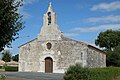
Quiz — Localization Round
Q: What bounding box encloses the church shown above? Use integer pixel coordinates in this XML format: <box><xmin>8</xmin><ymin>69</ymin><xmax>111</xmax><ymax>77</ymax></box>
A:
<box><xmin>19</xmin><ymin>3</ymin><xmax>106</xmax><ymax>73</ymax></box>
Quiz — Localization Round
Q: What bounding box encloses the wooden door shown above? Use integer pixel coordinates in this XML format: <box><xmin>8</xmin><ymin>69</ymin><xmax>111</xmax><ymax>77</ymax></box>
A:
<box><xmin>45</xmin><ymin>57</ymin><xmax>53</xmax><ymax>73</ymax></box>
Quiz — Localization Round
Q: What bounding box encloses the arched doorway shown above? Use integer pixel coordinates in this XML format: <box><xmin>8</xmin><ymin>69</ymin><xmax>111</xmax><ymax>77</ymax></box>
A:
<box><xmin>45</xmin><ymin>57</ymin><xmax>53</xmax><ymax>73</ymax></box>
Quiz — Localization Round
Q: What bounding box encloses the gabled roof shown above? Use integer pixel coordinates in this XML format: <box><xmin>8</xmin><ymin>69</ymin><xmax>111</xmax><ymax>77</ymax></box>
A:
<box><xmin>18</xmin><ymin>38</ymin><xmax>37</xmax><ymax>48</ymax></box>
<box><xmin>62</xmin><ymin>37</ymin><xmax>88</xmax><ymax>46</ymax></box>
<box><xmin>18</xmin><ymin>37</ymin><xmax>105</xmax><ymax>54</ymax></box>
<box><xmin>63</xmin><ymin>37</ymin><xmax>106</xmax><ymax>54</ymax></box>
<box><xmin>88</xmin><ymin>45</ymin><xmax>105</xmax><ymax>54</ymax></box>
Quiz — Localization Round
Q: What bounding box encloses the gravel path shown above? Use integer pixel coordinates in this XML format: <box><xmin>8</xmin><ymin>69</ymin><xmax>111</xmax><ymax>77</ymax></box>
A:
<box><xmin>0</xmin><ymin>72</ymin><xmax>64</xmax><ymax>80</ymax></box>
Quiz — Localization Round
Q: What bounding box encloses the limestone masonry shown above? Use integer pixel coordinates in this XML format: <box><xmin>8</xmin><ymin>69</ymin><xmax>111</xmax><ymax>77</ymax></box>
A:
<box><xmin>19</xmin><ymin>2</ymin><xmax>106</xmax><ymax>73</ymax></box>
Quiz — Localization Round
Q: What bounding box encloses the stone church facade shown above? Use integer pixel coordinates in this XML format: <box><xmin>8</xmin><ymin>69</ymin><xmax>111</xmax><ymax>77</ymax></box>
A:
<box><xmin>19</xmin><ymin>3</ymin><xmax>106</xmax><ymax>73</ymax></box>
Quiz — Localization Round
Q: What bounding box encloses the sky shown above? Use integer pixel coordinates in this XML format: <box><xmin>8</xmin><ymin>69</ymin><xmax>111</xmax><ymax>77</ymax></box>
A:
<box><xmin>4</xmin><ymin>0</ymin><xmax>120</xmax><ymax>56</ymax></box>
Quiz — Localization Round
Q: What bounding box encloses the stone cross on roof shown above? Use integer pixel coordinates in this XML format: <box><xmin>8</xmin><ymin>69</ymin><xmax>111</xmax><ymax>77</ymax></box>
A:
<box><xmin>48</xmin><ymin>2</ymin><xmax>52</xmax><ymax>12</ymax></box>
<box><xmin>50</xmin><ymin>2</ymin><xmax>52</xmax><ymax>6</ymax></box>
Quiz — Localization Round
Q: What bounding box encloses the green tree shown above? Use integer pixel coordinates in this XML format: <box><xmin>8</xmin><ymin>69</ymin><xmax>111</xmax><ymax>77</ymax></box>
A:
<box><xmin>106</xmin><ymin>46</ymin><xmax>120</xmax><ymax>67</ymax></box>
<box><xmin>2</xmin><ymin>50</ymin><xmax>11</xmax><ymax>62</ymax></box>
<box><xmin>95</xmin><ymin>29</ymin><xmax>120</xmax><ymax>51</ymax></box>
<box><xmin>0</xmin><ymin>0</ymin><xmax>24</xmax><ymax>51</ymax></box>
<box><xmin>96</xmin><ymin>29</ymin><xmax>120</xmax><ymax>66</ymax></box>
<box><xmin>12</xmin><ymin>54</ymin><xmax>19</xmax><ymax>62</ymax></box>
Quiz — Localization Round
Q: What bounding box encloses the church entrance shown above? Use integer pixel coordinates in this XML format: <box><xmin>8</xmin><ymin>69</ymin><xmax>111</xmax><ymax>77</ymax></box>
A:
<box><xmin>45</xmin><ymin>57</ymin><xmax>53</xmax><ymax>73</ymax></box>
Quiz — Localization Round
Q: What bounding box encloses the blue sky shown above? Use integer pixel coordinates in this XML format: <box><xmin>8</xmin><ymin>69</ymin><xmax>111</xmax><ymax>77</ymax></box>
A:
<box><xmin>6</xmin><ymin>0</ymin><xmax>120</xmax><ymax>55</ymax></box>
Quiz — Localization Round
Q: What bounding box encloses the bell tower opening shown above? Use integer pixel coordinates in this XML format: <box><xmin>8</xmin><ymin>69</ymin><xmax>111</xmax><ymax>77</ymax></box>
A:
<box><xmin>38</xmin><ymin>2</ymin><xmax>63</xmax><ymax>41</ymax></box>
<box><xmin>47</xmin><ymin>12</ymin><xmax>51</xmax><ymax>25</ymax></box>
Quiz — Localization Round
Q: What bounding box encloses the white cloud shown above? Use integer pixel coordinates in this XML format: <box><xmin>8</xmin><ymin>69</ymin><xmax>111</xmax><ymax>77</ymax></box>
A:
<box><xmin>17</xmin><ymin>0</ymin><xmax>38</xmax><ymax>19</ymax></box>
<box><xmin>91</xmin><ymin>1</ymin><xmax>120</xmax><ymax>11</ymax></box>
<box><xmin>20</xmin><ymin>9</ymin><xmax>32</xmax><ymax>19</ymax></box>
<box><xmin>87</xmin><ymin>15</ymin><xmax>120</xmax><ymax>23</ymax></box>
<box><xmin>4</xmin><ymin>47</ymin><xmax>13</xmax><ymax>51</ymax></box>
<box><xmin>17</xmin><ymin>7</ymin><xmax>32</xmax><ymax>19</ymax></box>
<box><xmin>64</xmin><ymin>33</ymin><xmax>80</xmax><ymax>37</ymax></box>
<box><xmin>74</xmin><ymin>24</ymin><xmax>120</xmax><ymax>32</ymax></box>
<box><xmin>23</xmin><ymin>0</ymin><xmax>38</xmax><ymax>5</ymax></box>
<box><xmin>0</xmin><ymin>47</ymin><xmax>13</xmax><ymax>59</ymax></box>
<box><xmin>15</xmin><ymin>0</ymin><xmax>37</xmax><ymax>5</ymax></box>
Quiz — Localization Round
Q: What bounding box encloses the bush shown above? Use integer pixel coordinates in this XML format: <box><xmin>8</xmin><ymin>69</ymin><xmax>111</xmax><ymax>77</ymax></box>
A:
<box><xmin>5</xmin><ymin>66</ymin><xmax>18</xmax><ymax>71</ymax></box>
<box><xmin>64</xmin><ymin>64</ymin><xmax>90</xmax><ymax>80</ymax></box>
<box><xmin>64</xmin><ymin>64</ymin><xmax>120</xmax><ymax>80</ymax></box>
<box><xmin>0</xmin><ymin>74</ymin><xmax>6</xmax><ymax>80</ymax></box>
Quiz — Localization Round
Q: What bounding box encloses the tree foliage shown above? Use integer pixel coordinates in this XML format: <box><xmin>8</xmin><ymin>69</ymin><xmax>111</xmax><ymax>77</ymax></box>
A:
<box><xmin>2</xmin><ymin>50</ymin><xmax>11</xmax><ymax>62</ymax></box>
<box><xmin>106</xmin><ymin>46</ymin><xmax>120</xmax><ymax>67</ymax></box>
<box><xmin>0</xmin><ymin>0</ymin><xmax>24</xmax><ymax>51</ymax></box>
<box><xmin>96</xmin><ymin>29</ymin><xmax>120</xmax><ymax>66</ymax></box>
<box><xmin>95</xmin><ymin>29</ymin><xmax>120</xmax><ymax>51</ymax></box>
<box><xmin>12</xmin><ymin>54</ymin><xmax>19</xmax><ymax>62</ymax></box>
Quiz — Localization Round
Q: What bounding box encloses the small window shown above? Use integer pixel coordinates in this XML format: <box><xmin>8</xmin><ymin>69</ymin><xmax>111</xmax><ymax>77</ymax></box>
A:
<box><xmin>81</xmin><ymin>52</ymin><xmax>83</xmax><ymax>60</ymax></box>
<box><xmin>47</xmin><ymin>42</ymin><xmax>52</xmax><ymax>50</ymax></box>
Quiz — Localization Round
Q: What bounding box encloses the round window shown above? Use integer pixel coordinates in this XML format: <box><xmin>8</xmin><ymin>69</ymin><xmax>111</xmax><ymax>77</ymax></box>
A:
<box><xmin>46</xmin><ymin>42</ymin><xmax>52</xmax><ymax>50</ymax></box>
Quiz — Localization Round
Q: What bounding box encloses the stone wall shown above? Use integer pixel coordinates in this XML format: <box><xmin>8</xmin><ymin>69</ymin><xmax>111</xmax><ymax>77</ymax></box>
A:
<box><xmin>19</xmin><ymin>37</ymin><xmax>106</xmax><ymax>73</ymax></box>
<box><xmin>87</xmin><ymin>46</ymin><xmax>106</xmax><ymax>68</ymax></box>
<box><xmin>19</xmin><ymin>39</ymin><xmax>40</xmax><ymax>72</ymax></box>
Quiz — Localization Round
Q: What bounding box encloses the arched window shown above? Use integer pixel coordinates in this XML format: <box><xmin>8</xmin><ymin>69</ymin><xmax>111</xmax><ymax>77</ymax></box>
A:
<box><xmin>46</xmin><ymin>42</ymin><xmax>52</xmax><ymax>50</ymax></box>
<box><xmin>47</xmin><ymin>12</ymin><xmax>51</xmax><ymax>25</ymax></box>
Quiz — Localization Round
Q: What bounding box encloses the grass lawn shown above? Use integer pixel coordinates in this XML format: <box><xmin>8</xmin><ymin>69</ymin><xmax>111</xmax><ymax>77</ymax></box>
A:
<box><xmin>113</xmin><ymin>76</ymin><xmax>120</xmax><ymax>80</ymax></box>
